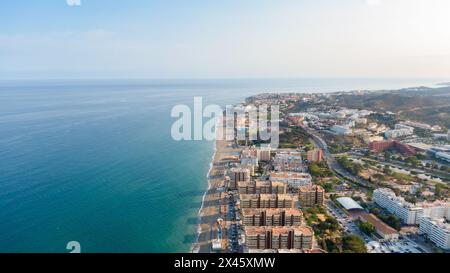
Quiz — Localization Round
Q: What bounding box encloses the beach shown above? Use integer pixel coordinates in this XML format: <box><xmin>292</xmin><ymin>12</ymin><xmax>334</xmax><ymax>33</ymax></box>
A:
<box><xmin>192</xmin><ymin>120</ymin><xmax>241</xmax><ymax>253</ymax></box>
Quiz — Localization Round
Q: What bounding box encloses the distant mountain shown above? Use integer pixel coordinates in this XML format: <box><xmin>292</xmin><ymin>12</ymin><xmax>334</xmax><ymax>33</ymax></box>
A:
<box><xmin>332</xmin><ymin>87</ymin><xmax>450</xmax><ymax>128</ymax></box>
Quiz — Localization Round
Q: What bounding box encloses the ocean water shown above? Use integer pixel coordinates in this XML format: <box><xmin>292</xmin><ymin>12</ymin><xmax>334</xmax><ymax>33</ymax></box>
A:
<box><xmin>0</xmin><ymin>78</ymin><xmax>443</xmax><ymax>253</ymax></box>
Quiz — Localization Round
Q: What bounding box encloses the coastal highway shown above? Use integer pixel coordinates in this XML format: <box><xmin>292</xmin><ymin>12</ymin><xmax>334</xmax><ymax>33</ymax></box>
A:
<box><xmin>307</xmin><ymin>129</ymin><xmax>372</xmax><ymax>191</ymax></box>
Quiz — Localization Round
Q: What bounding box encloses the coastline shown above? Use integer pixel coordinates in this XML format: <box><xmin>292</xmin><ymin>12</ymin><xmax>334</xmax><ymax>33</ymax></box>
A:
<box><xmin>191</xmin><ymin>139</ymin><xmax>217</xmax><ymax>253</ymax></box>
<box><xmin>191</xmin><ymin>118</ymin><xmax>240</xmax><ymax>253</ymax></box>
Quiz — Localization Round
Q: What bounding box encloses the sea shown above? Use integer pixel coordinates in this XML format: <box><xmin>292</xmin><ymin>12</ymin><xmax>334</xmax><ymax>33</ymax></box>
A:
<box><xmin>0</xmin><ymin>78</ymin><xmax>443</xmax><ymax>253</ymax></box>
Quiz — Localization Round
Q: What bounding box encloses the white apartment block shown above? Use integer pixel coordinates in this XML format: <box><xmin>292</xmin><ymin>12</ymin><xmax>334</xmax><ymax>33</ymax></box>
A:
<box><xmin>419</xmin><ymin>217</ymin><xmax>450</xmax><ymax>250</ymax></box>
<box><xmin>421</xmin><ymin>202</ymin><xmax>450</xmax><ymax>220</ymax></box>
<box><xmin>273</xmin><ymin>151</ymin><xmax>303</xmax><ymax>172</ymax></box>
<box><xmin>385</xmin><ymin>124</ymin><xmax>414</xmax><ymax>139</ymax></box>
<box><xmin>373</xmin><ymin>188</ymin><xmax>423</xmax><ymax>225</ymax></box>
<box><xmin>270</xmin><ymin>172</ymin><xmax>312</xmax><ymax>188</ymax></box>
<box><xmin>374</xmin><ymin>188</ymin><xmax>450</xmax><ymax>227</ymax></box>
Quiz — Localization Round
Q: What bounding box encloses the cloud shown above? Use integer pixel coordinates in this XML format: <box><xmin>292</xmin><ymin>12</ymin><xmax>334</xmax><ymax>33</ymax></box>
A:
<box><xmin>366</xmin><ymin>0</ymin><xmax>382</xmax><ymax>6</ymax></box>
<box><xmin>66</xmin><ymin>0</ymin><xmax>81</xmax><ymax>6</ymax></box>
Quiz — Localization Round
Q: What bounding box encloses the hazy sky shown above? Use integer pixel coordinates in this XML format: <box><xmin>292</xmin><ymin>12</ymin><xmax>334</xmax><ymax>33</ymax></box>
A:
<box><xmin>1</xmin><ymin>0</ymin><xmax>450</xmax><ymax>79</ymax></box>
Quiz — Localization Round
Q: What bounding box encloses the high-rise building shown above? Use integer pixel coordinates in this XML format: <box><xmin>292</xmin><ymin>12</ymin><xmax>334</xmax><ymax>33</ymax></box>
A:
<box><xmin>270</xmin><ymin>172</ymin><xmax>312</xmax><ymax>188</ymax></box>
<box><xmin>419</xmin><ymin>217</ymin><xmax>450</xmax><ymax>250</ymax></box>
<box><xmin>229</xmin><ymin>167</ymin><xmax>250</xmax><ymax>190</ymax></box>
<box><xmin>298</xmin><ymin>185</ymin><xmax>325</xmax><ymax>208</ymax></box>
<box><xmin>373</xmin><ymin>188</ymin><xmax>423</xmax><ymax>225</ymax></box>
<box><xmin>384</xmin><ymin>124</ymin><xmax>414</xmax><ymax>139</ymax></box>
<box><xmin>369</xmin><ymin>140</ymin><xmax>416</xmax><ymax>156</ymax></box>
<box><xmin>273</xmin><ymin>151</ymin><xmax>303</xmax><ymax>172</ymax></box>
<box><xmin>307</xmin><ymin>149</ymin><xmax>324</xmax><ymax>163</ymax></box>
<box><xmin>238</xmin><ymin>180</ymin><xmax>287</xmax><ymax>195</ymax></box>
<box><xmin>242</xmin><ymin>208</ymin><xmax>303</xmax><ymax>227</ymax></box>
<box><xmin>245</xmin><ymin>226</ymin><xmax>314</xmax><ymax>250</ymax></box>
<box><xmin>240</xmin><ymin>194</ymin><xmax>296</xmax><ymax>209</ymax></box>
<box><xmin>257</xmin><ymin>148</ymin><xmax>272</xmax><ymax>162</ymax></box>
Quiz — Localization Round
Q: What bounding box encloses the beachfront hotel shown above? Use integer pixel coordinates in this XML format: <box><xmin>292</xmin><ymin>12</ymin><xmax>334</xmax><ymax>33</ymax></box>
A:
<box><xmin>242</xmin><ymin>208</ymin><xmax>303</xmax><ymax>227</ymax></box>
<box><xmin>244</xmin><ymin>226</ymin><xmax>314</xmax><ymax>250</ymax></box>
<box><xmin>239</xmin><ymin>194</ymin><xmax>296</xmax><ymax>209</ymax></box>
<box><xmin>238</xmin><ymin>180</ymin><xmax>287</xmax><ymax>195</ymax></box>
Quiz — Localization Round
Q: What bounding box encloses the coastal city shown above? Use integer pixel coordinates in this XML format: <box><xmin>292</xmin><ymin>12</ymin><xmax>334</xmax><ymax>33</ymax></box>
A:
<box><xmin>194</xmin><ymin>89</ymin><xmax>450</xmax><ymax>254</ymax></box>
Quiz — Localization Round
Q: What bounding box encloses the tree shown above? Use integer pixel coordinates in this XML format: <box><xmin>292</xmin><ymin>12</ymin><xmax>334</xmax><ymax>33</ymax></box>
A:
<box><xmin>370</xmin><ymin>208</ymin><xmax>381</xmax><ymax>216</ymax></box>
<box><xmin>406</xmin><ymin>156</ymin><xmax>418</xmax><ymax>167</ymax></box>
<box><xmin>341</xmin><ymin>235</ymin><xmax>367</xmax><ymax>253</ymax></box>
<box><xmin>358</xmin><ymin>221</ymin><xmax>375</xmax><ymax>235</ymax></box>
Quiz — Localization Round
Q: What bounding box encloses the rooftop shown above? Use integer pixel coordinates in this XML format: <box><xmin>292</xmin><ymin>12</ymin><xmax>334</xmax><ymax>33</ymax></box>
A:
<box><xmin>270</xmin><ymin>172</ymin><xmax>312</xmax><ymax>179</ymax></box>
<box><xmin>336</xmin><ymin>197</ymin><xmax>364</xmax><ymax>211</ymax></box>
<box><xmin>299</xmin><ymin>185</ymin><xmax>325</xmax><ymax>193</ymax></box>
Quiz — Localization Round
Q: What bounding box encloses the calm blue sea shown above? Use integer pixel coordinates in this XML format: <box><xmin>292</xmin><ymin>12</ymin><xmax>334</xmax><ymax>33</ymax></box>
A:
<box><xmin>0</xmin><ymin>78</ymin><xmax>442</xmax><ymax>253</ymax></box>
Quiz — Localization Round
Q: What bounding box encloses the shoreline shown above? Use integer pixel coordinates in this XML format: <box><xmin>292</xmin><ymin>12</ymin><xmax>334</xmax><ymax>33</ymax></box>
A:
<box><xmin>191</xmin><ymin>139</ymin><xmax>217</xmax><ymax>253</ymax></box>
<box><xmin>191</xmin><ymin>117</ymin><xmax>240</xmax><ymax>253</ymax></box>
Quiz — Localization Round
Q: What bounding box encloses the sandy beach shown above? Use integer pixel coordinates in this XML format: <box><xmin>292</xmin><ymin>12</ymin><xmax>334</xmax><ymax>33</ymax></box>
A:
<box><xmin>192</xmin><ymin>116</ymin><xmax>241</xmax><ymax>253</ymax></box>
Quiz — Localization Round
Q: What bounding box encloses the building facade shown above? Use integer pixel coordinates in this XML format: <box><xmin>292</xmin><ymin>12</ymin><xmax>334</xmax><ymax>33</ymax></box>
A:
<box><xmin>240</xmin><ymin>194</ymin><xmax>296</xmax><ymax>209</ymax></box>
<box><xmin>419</xmin><ymin>217</ymin><xmax>450</xmax><ymax>250</ymax></box>
<box><xmin>270</xmin><ymin>172</ymin><xmax>312</xmax><ymax>188</ymax></box>
<box><xmin>373</xmin><ymin>188</ymin><xmax>423</xmax><ymax>225</ymax></box>
<box><xmin>307</xmin><ymin>149</ymin><xmax>324</xmax><ymax>163</ymax></box>
<box><xmin>298</xmin><ymin>185</ymin><xmax>325</xmax><ymax>208</ymax></box>
<box><xmin>245</xmin><ymin>226</ymin><xmax>313</xmax><ymax>250</ymax></box>
<box><xmin>242</xmin><ymin>208</ymin><xmax>303</xmax><ymax>227</ymax></box>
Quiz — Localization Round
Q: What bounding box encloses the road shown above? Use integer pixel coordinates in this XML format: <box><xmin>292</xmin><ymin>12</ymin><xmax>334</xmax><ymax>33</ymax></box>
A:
<box><xmin>307</xmin><ymin>129</ymin><xmax>372</xmax><ymax>190</ymax></box>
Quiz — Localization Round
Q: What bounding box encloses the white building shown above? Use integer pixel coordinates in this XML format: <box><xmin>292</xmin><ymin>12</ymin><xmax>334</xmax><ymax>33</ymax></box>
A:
<box><xmin>273</xmin><ymin>151</ymin><xmax>303</xmax><ymax>172</ymax></box>
<box><xmin>384</xmin><ymin>124</ymin><xmax>414</xmax><ymax>139</ymax></box>
<box><xmin>373</xmin><ymin>188</ymin><xmax>423</xmax><ymax>225</ymax></box>
<box><xmin>435</xmin><ymin>152</ymin><xmax>450</xmax><ymax>163</ymax></box>
<box><xmin>419</xmin><ymin>217</ymin><xmax>450</xmax><ymax>250</ymax></box>
<box><xmin>270</xmin><ymin>172</ymin><xmax>312</xmax><ymax>188</ymax></box>
<box><xmin>420</xmin><ymin>201</ymin><xmax>450</xmax><ymax>219</ymax></box>
<box><xmin>331</xmin><ymin>125</ymin><xmax>352</xmax><ymax>136</ymax></box>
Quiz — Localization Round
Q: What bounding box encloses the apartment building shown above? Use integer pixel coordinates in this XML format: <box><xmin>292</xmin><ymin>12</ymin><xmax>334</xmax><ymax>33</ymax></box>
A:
<box><xmin>257</xmin><ymin>148</ymin><xmax>272</xmax><ymax>162</ymax></box>
<box><xmin>307</xmin><ymin>149</ymin><xmax>324</xmax><ymax>163</ymax></box>
<box><xmin>238</xmin><ymin>181</ymin><xmax>287</xmax><ymax>195</ymax></box>
<box><xmin>245</xmin><ymin>226</ymin><xmax>314</xmax><ymax>250</ymax></box>
<box><xmin>240</xmin><ymin>194</ymin><xmax>296</xmax><ymax>209</ymax></box>
<box><xmin>242</xmin><ymin>208</ymin><xmax>303</xmax><ymax>227</ymax></box>
<box><xmin>373</xmin><ymin>188</ymin><xmax>423</xmax><ymax>225</ymax></box>
<box><xmin>298</xmin><ymin>185</ymin><xmax>325</xmax><ymax>208</ymax></box>
<box><xmin>273</xmin><ymin>151</ymin><xmax>303</xmax><ymax>172</ymax></box>
<box><xmin>419</xmin><ymin>217</ymin><xmax>450</xmax><ymax>250</ymax></box>
<box><xmin>229</xmin><ymin>167</ymin><xmax>250</xmax><ymax>190</ymax></box>
<box><xmin>269</xmin><ymin>172</ymin><xmax>312</xmax><ymax>188</ymax></box>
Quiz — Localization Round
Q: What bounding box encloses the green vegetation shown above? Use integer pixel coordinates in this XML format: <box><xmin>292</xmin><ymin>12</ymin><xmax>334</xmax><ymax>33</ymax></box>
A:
<box><xmin>341</xmin><ymin>235</ymin><xmax>368</xmax><ymax>253</ymax></box>
<box><xmin>371</xmin><ymin>208</ymin><xmax>402</xmax><ymax>231</ymax></box>
<box><xmin>358</xmin><ymin>221</ymin><xmax>375</xmax><ymax>235</ymax></box>
<box><xmin>308</xmin><ymin>162</ymin><xmax>333</xmax><ymax>178</ymax></box>
<box><xmin>332</xmin><ymin>89</ymin><xmax>450</xmax><ymax>128</ymax></box>
<box><xmin>372</xmin><ymin>173</ymin><xmax>385</xmax><ymax>181</ymax></box>
<box><xmin>405</xmin><ymin>156</ymin><xmax>419</xmax><ymax>167</ymax></box>
<box><xmin>391</xmin><ymin>172</ymin><xmax>416</xmax><ymax>182</ymax></box>
<box><xmin>435</xmin><ymin>184</ymin><xmax>450</xmax><ymax>199</ymax></box>
<box><xmin>337</xmin><ymin>156</ymin><xmax>363</xmax><ymax>176</ymax></box>
<box><xmin>279</xmin><ymin>126</ymin><xmax>310</xmax><ymax>148</ymax></box>
<box><xmin>329</xmin><ymin>143</ymin><xmax>351</xmax><ymax>154</ymax></box>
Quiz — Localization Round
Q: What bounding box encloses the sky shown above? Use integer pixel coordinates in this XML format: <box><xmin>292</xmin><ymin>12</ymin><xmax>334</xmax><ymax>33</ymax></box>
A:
<box><xmin>1</xmin><ymin>0</ymin><xmax>450</xmax><ymax>79</ymax></box>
